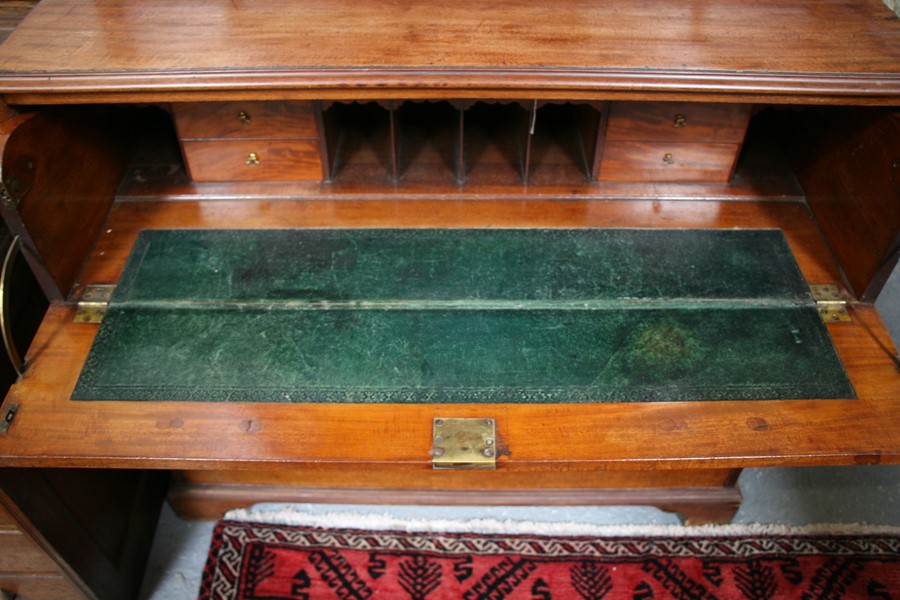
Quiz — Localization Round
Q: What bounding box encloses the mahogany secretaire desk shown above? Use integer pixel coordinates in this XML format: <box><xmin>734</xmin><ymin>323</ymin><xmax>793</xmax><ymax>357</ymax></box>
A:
<box><xmin>0</xmin><ymin>1</ymin><xmax>899</xmax><ymax>595</ymax></box>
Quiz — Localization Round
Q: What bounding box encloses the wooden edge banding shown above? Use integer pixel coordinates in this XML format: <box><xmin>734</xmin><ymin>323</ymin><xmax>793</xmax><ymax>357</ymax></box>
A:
<box><xmin>167</xmin><ymin>482</ymin><xmax>743</xmax><ymax>525</ymax></box>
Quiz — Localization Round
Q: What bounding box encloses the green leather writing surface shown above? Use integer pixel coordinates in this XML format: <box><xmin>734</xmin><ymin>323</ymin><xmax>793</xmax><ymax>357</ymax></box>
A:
<box><xmin>72</xmin><ymin>229</ymin><xmax>855</xmax><ymax>403</ymax></box>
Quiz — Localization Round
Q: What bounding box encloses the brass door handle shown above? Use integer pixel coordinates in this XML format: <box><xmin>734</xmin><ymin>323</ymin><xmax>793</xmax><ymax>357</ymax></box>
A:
<box><xmin>0</xmin><ymin>235</ymin><xmax>25</xmax><ymax>376</ymax></box>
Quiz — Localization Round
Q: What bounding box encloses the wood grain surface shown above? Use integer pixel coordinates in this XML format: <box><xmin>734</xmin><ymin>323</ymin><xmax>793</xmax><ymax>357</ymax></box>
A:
<box><xmin>783</xmin><ymin>109</ymin><xmax>900</xmax><ymax>301</ymax></box>
<box><xmin>597</xmin><ymin>141</ymin><xmax>742</xmax><ymax>182</ymax></box>
<box><xmin>0</xmin><ymin>199</ymin><xmax>897</xmax><ymax>472</ymax></box>
<box><xmin>0</xmin><ymin>0</ymin><xmax>898</xmax><ymax>103</ymax></box>
<box><xmin>605</xmin><ymin>103</ymin><xmax>751</xmax><ymax>143</ymax></box>
<box><xmin>173</xmin><ymin>101</ymin><xmax>320</xmax><ymax>140</ymax></box>
<box><xmin>181</xmin><ymin>139</ymin><xmax>324</xmax><ymax>182</ymax></box>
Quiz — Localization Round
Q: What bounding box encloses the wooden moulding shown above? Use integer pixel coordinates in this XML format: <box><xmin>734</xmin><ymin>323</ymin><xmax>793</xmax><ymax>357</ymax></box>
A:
<box><xmin>168</xmin><ymin>482</ymin><xmax>743</xmax><ymax>525</ymax></box>
<box><xmin>0</xmin><ymin>199</ymin><xmax>897</xmax><ymax>473</ymax></box>
<box><xmin>167</xmin><ymin>468</ymin><xmax>743</xmax><ymax>524</ymax></box>
<box><xmin>0</xmin><ymin>0</ymin><xmax>898</xmax><ymax>105</ymax></box>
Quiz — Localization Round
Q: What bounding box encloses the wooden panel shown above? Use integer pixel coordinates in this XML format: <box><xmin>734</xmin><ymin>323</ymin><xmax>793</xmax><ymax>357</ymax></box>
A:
<box><xmin>781</xmin><ymin>108</ymin><xmax>900</xmax><ymax>301</ymax></box>
<box><xmin>0</xmin><ymin>199</ymin><xmax>897</xmax><ymax>472</ymax></box>
<box><xmin>606</xmin><ymin>102</ymin><xmax>751</xmax><ymax>143</ymax></box>
<box><xmin>0</xmin><ymin>108</ymin><xmax>136</xmax><ymax>299</ymax></box>
<box><xmin>182</xmin><ymin>139</ymin><xmax>323</xmax><ymax>182</ymax></box>
<box><xmin>0</xmin><ymin>469</ymin><xmax>167</xmax><ymax>600</ymax></box>
<box><xmin>598</xmin><ymin>141</ymin><xmax>741</xmax><ymax>182</ymax></box>
<box><xmin>0</xmin><ymin>502</ymin><xmax>15</xmax><ymax>529</ymax></box>
<box><xmin>0</xmin><ymin>575</ymin><xmax>86</xmax><ymax>600</ymax></box>
<box><xmin>173</xmin><ymin>101</ymin><xmax>319</xmax><ymax>140</ymax></box>
<box><xmin>0</xmin><ymin>530</ymin><xmax>60</xmax><ymax>573</ymax></box>
<box><xmin>0</xmin><ymin>1</ymin><xmax>899</xmax><ymax>104</ymax></box>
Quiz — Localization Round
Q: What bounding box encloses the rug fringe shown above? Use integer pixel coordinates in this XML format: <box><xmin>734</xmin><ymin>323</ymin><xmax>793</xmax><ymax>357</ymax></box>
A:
<box><xmin>223</xmin><ymin>507</ymin><xmax>900</xmax><ymax>538</ymax></box>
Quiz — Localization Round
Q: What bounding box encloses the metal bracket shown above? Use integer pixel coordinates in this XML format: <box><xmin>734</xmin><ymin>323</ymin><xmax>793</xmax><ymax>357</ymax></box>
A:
<box><xmin>432</xmin><ymin>418</ymin><xmax>497</xmax><ymax>470</ymax></box>
<box><xmin>810</xmin><ymin>284</ymin><xmax>851</xmax><ymax>322</ymax></box>
<box><xmin>0</xmin><ymin>403</ymin><xmax>18</xmax><ymax>435</ymax></box>
<box><xmin>74</xmin><ymin>285</ymin><xmax>116</xmax><ymax>323</ymax></box>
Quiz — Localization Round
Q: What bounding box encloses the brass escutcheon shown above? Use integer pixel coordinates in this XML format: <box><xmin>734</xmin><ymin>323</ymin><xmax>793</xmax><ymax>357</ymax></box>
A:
<box><xmin>237</xmin><ymin>111</ymin><xmax>251</xmax><ymax>124</ymax></box>
<box><xmin>673</xmin><ymin>114</ymin><xmax>686</xmax><ymax>128</ymax></box>
<box><xmin>432</xmin><ymin>417</ymin><xmax>496</xmax><ymax>470</ymax></box>
<box><xmin>663</xmin><ymin>153</ymin><xmax>675</xmax><ymax>165</ymax></box>
<box><xmin>246</xmin><ymin>152</ymin><xmax>261</xmax><ymax>166</ymax></box>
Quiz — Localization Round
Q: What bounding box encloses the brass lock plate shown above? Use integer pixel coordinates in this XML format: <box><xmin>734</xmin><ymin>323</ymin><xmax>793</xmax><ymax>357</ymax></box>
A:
<box><xmin>432</xmin><ymin>417</ymin><xmax>496</xmax><ymax>470</ymax></box>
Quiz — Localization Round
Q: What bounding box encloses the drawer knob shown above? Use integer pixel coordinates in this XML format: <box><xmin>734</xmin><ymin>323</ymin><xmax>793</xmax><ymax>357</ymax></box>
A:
<box><xmin>245</xmin><ymin>152</ymin><xmax>261</xmax><ymax>166</ymax></box>
<box><xmin>237</xmin><ymin>110</ymin><xmax>252</xmax><ymax>124</ymax></box>
<box><xmin>673</xmin><ymin>114</ymin><xmax>686</xmax><ymax>128</ymax></box>
<box><xmin>662</xmin><ymin>153</ymin><xmax>675</xmax><ymax>165</ymax></box>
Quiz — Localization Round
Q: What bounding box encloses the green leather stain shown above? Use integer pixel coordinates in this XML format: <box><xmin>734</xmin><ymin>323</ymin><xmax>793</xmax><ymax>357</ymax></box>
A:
<box><xmin>625</xmin><ymin>320</ymin><xmax>705</xmax><ymax>377</ymax></box>
<box><xmin>71</xmin><ymin>228</ymin><xmax>855</xmax><ymax>403</ymax></box>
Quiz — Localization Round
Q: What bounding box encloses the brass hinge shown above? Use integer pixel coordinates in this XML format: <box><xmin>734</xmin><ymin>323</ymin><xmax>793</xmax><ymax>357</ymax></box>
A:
<box><xmin>431</xmin><ymin>418</ymin><xmax>497</xmax><ymax>470</ymax></box>
<box><xmin>810</xmin><ymin>284</ymin><xmax>851</xmax><ymax>322</ymax></box>
<box><xmin>74</xmin><ymin>285</ymin><xmax>116</xmax><ymax>323</ymax></box>
<box><xmin>0</xmin><ymin>403</ymin><xmax>18</xmax><ymax>435</ymax></box>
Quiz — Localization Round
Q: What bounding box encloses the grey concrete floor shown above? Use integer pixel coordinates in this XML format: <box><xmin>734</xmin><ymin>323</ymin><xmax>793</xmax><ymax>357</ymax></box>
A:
<box><xmin>139</xmin><ymin>263</ymin><xmax>900</xmax><ymax>599</ymax></box>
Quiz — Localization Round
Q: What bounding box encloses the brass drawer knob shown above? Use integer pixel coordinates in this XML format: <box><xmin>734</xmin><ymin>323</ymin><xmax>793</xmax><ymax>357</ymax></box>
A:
<box><xmin>673</xmin><ymin>114</ymin><xmax>686</xmax><ymax>128</ymax></box>
<box><xmin>237</xmin><ymin>110</ymin><xmax>251</xmax><ymax>124</ymax></box>
<box><xmin>246</xmin><ymin>152</ymin><xmax>261</xmax><ymax>166</ymax></box>
<box><xmin>663</xmin><ymin>153</ymin><xmax>675</xmax><ymax>165</ymax></box>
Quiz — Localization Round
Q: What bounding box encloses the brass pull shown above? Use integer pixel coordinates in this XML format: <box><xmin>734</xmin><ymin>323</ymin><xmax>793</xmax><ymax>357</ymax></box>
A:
<box><xmin>673</xmin><ymin>114</ymin><xmax>686</xmax><ymax>128</ymax></box>
<box><xmin>245</xmin><ymin>152</ymin><xmax>261</xmax><ymax>166</ymax></box>
<box><xmin>662</xmin><ymin>153</ymin><xmax>675</xmax><ymax>165</ymax></box>
<box><xmin>237</xmin><ymin>111</ymin><xmax>251</xmax><ymax>124</ymax></box>
<box><xmin>0</xmin><ymin>235</ymin><xmax>24</xmax><ymax>376</ymax></box>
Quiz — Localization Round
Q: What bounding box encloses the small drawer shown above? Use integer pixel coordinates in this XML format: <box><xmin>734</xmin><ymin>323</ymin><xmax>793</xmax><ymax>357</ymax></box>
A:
<box><xmin>0</xmin><ymin>531</ymin><xmax>60</xmax><ymax>573</ymax></box>
<box><xmin>173</xmin><ymin>101</ymin><xmax>320</xmax><ymax>140</ymax></box>
<box><xmin>181</xmin><ymin>139</ymin><xmax>324</xmax><ymax>182</ymax></box>
<box><xmin>605</xmin><ymin>102</ymin><xmax>751</xmax><ymax>143</ymax></box>
<box><xmin>0</xmin><ymin>574</ymin><xmax>87</xmax><ymax>600</ymax></box>
<box><xmin>598</xmin><ymin>140</ymin><xmax>742</xmax><ymax>182</ymax></box>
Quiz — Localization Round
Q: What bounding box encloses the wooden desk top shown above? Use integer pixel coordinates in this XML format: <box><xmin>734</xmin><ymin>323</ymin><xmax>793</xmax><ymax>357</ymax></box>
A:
<box><xmin>0</xmin><ymin>0</ymin><xmax>898</xmax><ymax>104</ymax></box>
<box><xmin>1</xmin><ymin>199</ymin><xmax>897</xmax><ymax>470</ymax></box>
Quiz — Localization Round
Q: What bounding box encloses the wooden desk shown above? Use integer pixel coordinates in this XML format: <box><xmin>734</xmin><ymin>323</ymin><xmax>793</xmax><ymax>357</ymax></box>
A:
<box><xmin>0</xmin><ymin>2</ymin><xmax>898</xmax><ymax>573</ymax></box>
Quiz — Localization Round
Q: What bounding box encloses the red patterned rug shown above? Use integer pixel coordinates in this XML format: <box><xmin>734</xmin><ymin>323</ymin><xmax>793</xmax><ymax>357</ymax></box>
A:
<box><xmin>198</xmin><ymin>518</ymin><xmax>899</xmax><ymax>599</ymax></box>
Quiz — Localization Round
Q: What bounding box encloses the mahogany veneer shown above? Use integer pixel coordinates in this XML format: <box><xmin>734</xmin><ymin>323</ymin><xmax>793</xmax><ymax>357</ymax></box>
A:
<box><xmin>0</xmin><ymin>1</ymin><xmax>897</xmax><ymax>577</ymax></box>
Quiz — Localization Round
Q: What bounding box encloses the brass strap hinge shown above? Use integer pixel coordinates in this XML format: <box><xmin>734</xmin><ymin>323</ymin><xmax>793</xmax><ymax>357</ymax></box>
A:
<box><xmin>431</xmin><ymin>418</ymin><xmax>497</xmax><ymax>470</ymax></box>
<box><xmin>810</xmin><ymin>284</ymin><xmax>851</xmax><ymax>322</ymax></box>
<box><xmin>0</xmin><ymin>403</ymin><xmax>18</xmax><ymax>435</ymax></box>
<box><xmin>74</xmin><ymin>285</ymin><xmax>116</xmax><ymax>323</ymax></box>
